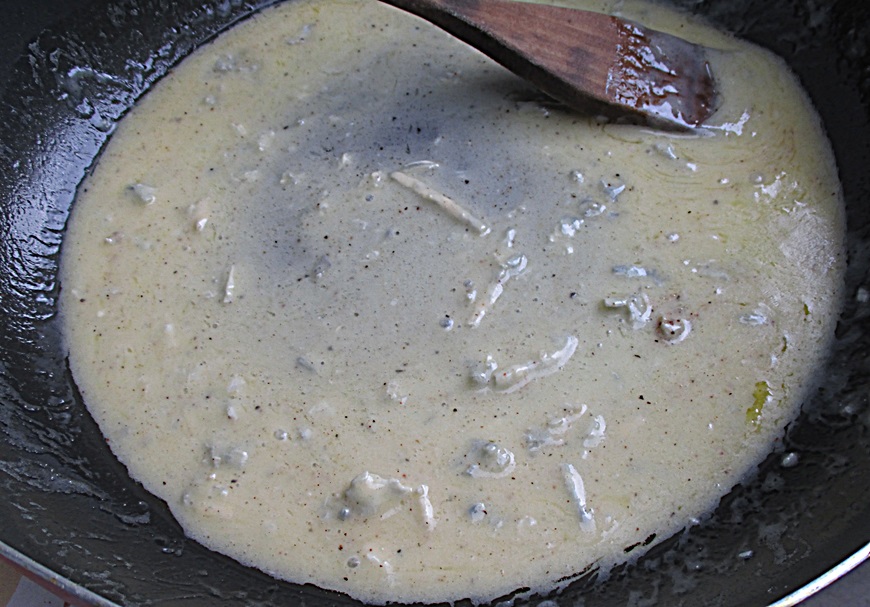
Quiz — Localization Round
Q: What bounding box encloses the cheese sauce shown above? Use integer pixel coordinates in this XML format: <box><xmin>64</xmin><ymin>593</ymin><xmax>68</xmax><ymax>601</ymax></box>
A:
<box><xmin>60</xmin><ymin>0</ymin><xmax>845</xmax><ymax>603</ymax></box>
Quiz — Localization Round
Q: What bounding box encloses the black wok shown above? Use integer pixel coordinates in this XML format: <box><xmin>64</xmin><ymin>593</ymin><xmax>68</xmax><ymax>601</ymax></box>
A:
<box><xmin>1</xmin><ymin>0</ymin><xmax>869</xmax><ymax>605</ymax></box>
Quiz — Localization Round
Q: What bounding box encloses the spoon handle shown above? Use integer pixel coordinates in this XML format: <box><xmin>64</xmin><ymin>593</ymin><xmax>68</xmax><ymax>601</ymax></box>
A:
<box><xmin>378</xmin><ymin>0</ymin><xmax>717</xmax><ymax>128</ymax></box>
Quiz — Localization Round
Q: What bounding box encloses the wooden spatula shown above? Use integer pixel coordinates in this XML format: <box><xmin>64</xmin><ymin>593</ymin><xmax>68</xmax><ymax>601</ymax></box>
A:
<box><xmin>379</xmin><ymin>0</ymin><xmax>718</xmax><ymax>129</ymax></box>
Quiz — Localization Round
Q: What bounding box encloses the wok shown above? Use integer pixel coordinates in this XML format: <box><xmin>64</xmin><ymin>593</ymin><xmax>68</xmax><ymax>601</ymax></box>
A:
<box><xmin>1</xmin><ymin>0</ymin><xmax>869</xmax><ymax>605</ymax></box>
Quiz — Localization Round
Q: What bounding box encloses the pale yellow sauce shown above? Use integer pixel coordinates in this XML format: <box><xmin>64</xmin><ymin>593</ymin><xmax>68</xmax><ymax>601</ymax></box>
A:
<box><xmin>60</xmin><ymin>0</ymin><xmax>845</xmax><ymax>603</ymax></box>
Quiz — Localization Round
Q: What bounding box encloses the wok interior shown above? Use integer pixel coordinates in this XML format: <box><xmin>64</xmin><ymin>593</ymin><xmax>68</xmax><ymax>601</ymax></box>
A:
<box><xmin>0</xmin><ymin>0</ymin><xmax>868</xmax><ymax>605</ymax></box>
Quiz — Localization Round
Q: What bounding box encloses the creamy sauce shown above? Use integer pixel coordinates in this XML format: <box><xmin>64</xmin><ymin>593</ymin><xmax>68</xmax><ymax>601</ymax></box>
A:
<box><xmin>59</xmin><ymin>0</ymin><xmax>845</xmax><ymax>603</ymax></box>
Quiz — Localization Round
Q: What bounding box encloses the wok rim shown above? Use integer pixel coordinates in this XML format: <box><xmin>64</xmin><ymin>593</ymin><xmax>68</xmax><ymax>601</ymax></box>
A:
<box><xmin>5</xmin><ymin>536</ymin><xmax>870</xmax><ymax>606</ymax></box>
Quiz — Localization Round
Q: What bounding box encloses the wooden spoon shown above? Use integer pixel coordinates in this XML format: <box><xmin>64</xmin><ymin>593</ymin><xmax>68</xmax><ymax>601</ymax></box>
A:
<box><xmin>378</xmin><ymin>0</ymin><xmax>718</xmax><ymax>129</ymax></box>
